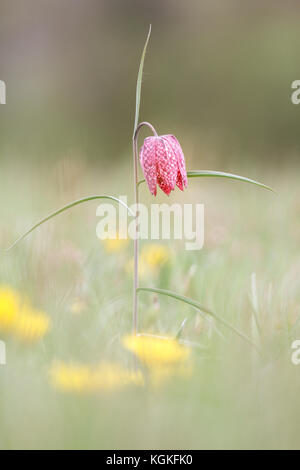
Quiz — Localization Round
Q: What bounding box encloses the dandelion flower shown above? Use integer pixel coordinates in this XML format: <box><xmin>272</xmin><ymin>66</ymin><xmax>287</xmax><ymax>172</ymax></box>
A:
<box><xmin>92</xmin><ymin>362</ymin><xmax>144</xmax><ymax>391</ymax></box>
<box><xmin>126</xmin><ymin>245</ymin><xmax>170</xmax><ymax>278</ymax></box>
<box><xmin>0</xmin><ymin>286</ymin><xmax>20</xmax><ymax>332</ymax></box>
<box><xmin>123</xmin><ymin>334</ymin><xmax>190</xmax><ymax>368</ymax></box>
<box><xmin>102</xmin><ymin>234</ymin><xmax>129</xmax><ymax>253</ymax></box>
<box><xmin>0</xmin><ymin>285</ymin><xmax>50</xmax><ymax>342</ymax></box>
<box><xmin>49</xmin><ymin>362</ymin><xmax>94</xmax><ymax>393</ymax></box>
<box><xmin>140</xmin><ymin>244</ymin><xmax>171</xmax><ymax>269</ymax></box>
<box><xmin>123</xmin><ymin>334</ymin><xmax>192</xmax><ymax>386</ymax></box>
<box><xmin>13</xmin><ymin>306</ymin><xmax>50</xmax><ymax>343</ymax></box>
<box><xmin>49</xmin><ymin>361</ymin><xmax>144</xmax><ymax>394</ymax></box>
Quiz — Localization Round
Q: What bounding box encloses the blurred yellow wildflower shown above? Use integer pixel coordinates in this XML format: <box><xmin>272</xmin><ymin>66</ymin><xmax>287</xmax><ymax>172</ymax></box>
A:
<box><xmin>0</xmin><ymin>284</ymin><xmax>50</xmax><ymax>343</ymax></box>
<box><xmin>102</xmin><ymin>234</ymin><xmax>129</xmax><ymax>253</ymax></box>
<box><xmin>140</xmin><ymin>244</ymin><xmax>171</xmax><ymax>269</ymax></box>
<box><xmin>70</xmin><ymin>297</ymin><xmax>86</xmax><ymax>314</ymax></box>
<box><xmin>49</xmin><ymin>361</ymin><xmax>144</xmax><ymax>393</ymax></box>
<box><xmin>126</xmin><ymin>244</ymin><xmax>171</xmax><ymax>278</ymax></box>
<box><xmin>0</xmin><ymin>286</ymin><xmax>20</xmax><ymax>332</ymax></box>
<box><xmin>123</xmin><ymin>335</ymin><xmax>192</xmax><ymax>386</ymax></box>
<box><xmin>13</xmin><ymin>306</ymin><xmax>50</xmax><ymax>343</ymax></box>
<box><xmin>49</xmin><ymin>362</ymin><xmax>95</xmax><ymax>393</ymax></box>
<box><xmin>123</xmin><ymin>334</ymin><xmax>190</xmax><ymax>367</ymax></box>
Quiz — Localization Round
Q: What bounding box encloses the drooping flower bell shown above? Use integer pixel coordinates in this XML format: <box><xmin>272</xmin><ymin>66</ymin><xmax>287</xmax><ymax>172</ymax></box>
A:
<box><xmin>139</xmin><ymin>134</ymin><xmax>188</xmax><ymax>196</ymax></box>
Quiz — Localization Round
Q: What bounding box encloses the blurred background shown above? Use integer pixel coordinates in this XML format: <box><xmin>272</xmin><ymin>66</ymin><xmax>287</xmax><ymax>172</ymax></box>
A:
<box><xmin>1</xmin><ymin>0</ymin><xmax>300</xmax><ymax>450</ymax></box>
<box><xmin>1</xmin><ymin>0</ymin><xmax>300</xmax><ymax>169</ymax></box>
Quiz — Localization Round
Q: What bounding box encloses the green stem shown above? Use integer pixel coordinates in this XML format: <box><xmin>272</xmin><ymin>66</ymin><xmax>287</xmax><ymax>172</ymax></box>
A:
<box><xmin>132</xmin><ymin>137</ymin><xmax>139</xmax><ymax>335</ymax></box>
<box><xmin>132</xmin><ymin>122</ymin><xmax>158</xmax><ymax>335</ymax></box>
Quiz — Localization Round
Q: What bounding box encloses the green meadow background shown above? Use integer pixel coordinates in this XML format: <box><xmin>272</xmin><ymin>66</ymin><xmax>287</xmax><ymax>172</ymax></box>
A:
<box><xmin>1</xmin><ymin>0</ymin><xmax>300</xmax><ymax>449</ymax></box>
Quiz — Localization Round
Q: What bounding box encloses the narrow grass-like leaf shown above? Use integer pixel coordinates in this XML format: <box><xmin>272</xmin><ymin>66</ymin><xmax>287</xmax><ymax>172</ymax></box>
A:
<box><xmin>249</xmin><ymin>272</ymin><xmax>262</xmax><ymax>339</ymax></box>
<box><xmin>138</xmin><ymin>170</ymin><xmax>274</xmax><ymax>192</ymax></box>
<box><xmin>186</xmin><ymin>170</ymin><xmax>274</xmax><ymax>192</ymax></box>
<box><xmin>133</xmin><ymin>25</ymin><xmax>151</xmax><ymax>135</ymax></box>
<box><xmin>137</xmin><ymin>286</ymin><xmax>260</xmax><ymax>352</ymax></box>
<box><xmin>6</xmin><ymin>195</ymin><xmax>134</xmax><ymax>251</ymax></box>
<box><xmin>175</xmin><ymin>317</ymin><xmax>188</xmax><ymax>339</ymax></box>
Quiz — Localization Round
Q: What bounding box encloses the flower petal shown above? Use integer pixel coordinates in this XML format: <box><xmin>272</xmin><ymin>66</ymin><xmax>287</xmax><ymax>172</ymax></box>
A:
<box><xmin>156</xmin><ymin>137</ymin><xmax>177</xmax><ymax>195</ymax></box>
<box><xmin>139</xmin><ymin>136</ymin><xmax>157</xmax><ymax>196</ymax></box>
<box><xmin>164</xmin><ymin>135</ymin><xmax>187</xmax><ymax>191</ymax></box>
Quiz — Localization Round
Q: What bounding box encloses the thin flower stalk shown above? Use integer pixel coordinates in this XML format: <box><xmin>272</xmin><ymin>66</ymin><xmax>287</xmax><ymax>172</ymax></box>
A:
<box><xmin>132</xmin><ymin>122</ymin><xmax>158</xmax><ymax>334</ymax></box>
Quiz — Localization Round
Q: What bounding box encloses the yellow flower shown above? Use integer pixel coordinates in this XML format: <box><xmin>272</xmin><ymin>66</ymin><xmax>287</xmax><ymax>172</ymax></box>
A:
<box><xmin>123</xmin><ymin>335</ymin><xmax>192</xmax><ymax>386</ymax></box>
<box><xmin>91</xmin><ymin>362</ymin><xmax>144</xmax><ymax>391</ymax></box>
<box><xmin>13</xmin><ymin>306</ymin><xmax>51</xmax><ymax>343</ymax></box>
<box><xmin>140</xmin><ymin>244</ymin><xmax>171</xmax><ymax>269</ymax></box>
<box><xmin>0</xmin><ymin>286</ymin><xmax>20</xmax><ymax>332</ymax></box>
<box><xmin>102</xmin><ymin>234</ymin><xmax>129</xmax><ymax>253</ymax></box>
<box><xmin>125</xmin><ymin>245</ymin><xmax>171</xmax><ymax>278</ymax></box>
<box><xmin>123</xmin><ymin>334</ymin><xmax>190</xmax><ymax>368</ymax></box>
<box><xmin>49</xmin><ymin>361</ymin><xmax>144</xmax><ymax>394</ymax></box>
<box><xmin>49</xmin><ymin>362</ymin><xmax>94</xmax><ymax>393</ymax></box>
<box><xmin>0</xmin><ymin>285</ymin><xmax>50</xmax><ymax>343</ymax></box>
<box><xmin>70</xmin><ymin>297</ymin><xmax>86</xmax><ymax>314</ymax></box>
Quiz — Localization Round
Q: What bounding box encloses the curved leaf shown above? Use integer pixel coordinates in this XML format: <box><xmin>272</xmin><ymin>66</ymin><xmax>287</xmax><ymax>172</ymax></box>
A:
<box><xmin>137</xmin><ymin>286</ymin><xmax>260</xmax><ymax>352</ymax></box>
<box><xmin>138</xmin><ymin>170</ymin><xmax>274</xmax><ymax>192</ymax></box>
<box><xmin>187</xmin><ymin>170</ymin><xmax>274</xmax><ymax>192</ymax></box>
<box><xmin>133</xmin><ymin>25</ymin><xmax>151</xmax><ymax>135</ymax></box>
<box><xmin>7</xmin><ymin>195</ymin><xmax>134</xmax><ymax>251</ymax></box>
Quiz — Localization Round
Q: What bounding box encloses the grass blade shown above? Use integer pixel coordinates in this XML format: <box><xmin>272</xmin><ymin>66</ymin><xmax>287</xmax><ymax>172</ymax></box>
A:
<box><xmin>137</xmin><ymin>286</ymin><xmax>260</xmax><ymax>352</ymax></box>
<box><xmin>175</xmin><ymin>317</ymin><xmax>188</xmax><ymax>339</ymax></box>
<box><xmin>133</xmin><ymin>25</ymin><xmax>151</xmax><ymax>135</ymax></box>
<box><xmin>6</xmin><ymin>195</ymin><xmax>134</xmax><ymax>251</ymax></box>
<box><xmin>138</xmin><ymin>170</ymin><xmax>274</xmax><ymax>192</ymax></box>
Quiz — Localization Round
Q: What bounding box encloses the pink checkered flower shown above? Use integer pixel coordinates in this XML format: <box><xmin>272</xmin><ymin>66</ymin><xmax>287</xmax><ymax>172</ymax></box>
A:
<box><xmin>139</xmin><ymin>134</ymin><xmax>188</xmax><ymax>196</ymax></box>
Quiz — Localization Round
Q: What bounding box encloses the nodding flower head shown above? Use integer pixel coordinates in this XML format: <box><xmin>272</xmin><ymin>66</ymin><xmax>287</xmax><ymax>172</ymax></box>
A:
<box><xmin>139</xmin><ymin>134</ymin><xmax>187</xmax><ymax>196</ymax></box>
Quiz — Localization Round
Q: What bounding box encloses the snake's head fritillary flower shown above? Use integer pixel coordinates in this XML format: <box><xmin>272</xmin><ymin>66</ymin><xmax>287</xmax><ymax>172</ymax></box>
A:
<box><xmin>139</xmin><ymin>135</ymin><xmax>187</xmax><ymax>196</ymax></box>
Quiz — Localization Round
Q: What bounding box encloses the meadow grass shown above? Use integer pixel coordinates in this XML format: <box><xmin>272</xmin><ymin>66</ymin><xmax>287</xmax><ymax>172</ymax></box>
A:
<box><xmin>0</xmin><ymin>158</ymin><xmax>299</xmax><ymax>450</ymax></box>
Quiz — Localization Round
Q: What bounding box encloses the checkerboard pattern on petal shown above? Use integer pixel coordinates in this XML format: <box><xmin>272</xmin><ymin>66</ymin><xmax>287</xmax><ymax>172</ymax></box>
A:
<box><xmin>139</xmin><ymin>134</ymin><xmax>187</xmax><ymax>196</ymax></box>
